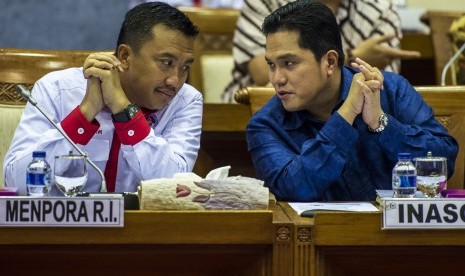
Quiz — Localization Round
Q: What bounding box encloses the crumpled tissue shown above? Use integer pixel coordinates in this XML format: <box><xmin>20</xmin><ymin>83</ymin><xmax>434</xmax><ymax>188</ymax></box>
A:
<box><xmin>138</xmin><ymin>166</ymin><xmax>269</xmax><ymax>210</ymax></box>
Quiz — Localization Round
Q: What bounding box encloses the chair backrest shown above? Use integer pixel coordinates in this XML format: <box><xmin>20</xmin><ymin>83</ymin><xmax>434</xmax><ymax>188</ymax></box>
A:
<box><xmin>416</xmin><ymin>86</ymin><xmax>465</xmax><ymax>189</ymax></box>
<box><xmin>421</xmin><ymin>11</ymin><xmax>463</xmax><ymax>85</ymax></box>
<box><xmin>236</xmin><ymin>85</ymin><xmax>465</xmax><ymax>189</ymax></box>
<box><xmin>179</xmin><ymin>7</ymin><xmax>239</xmax><ymax>103</ymax></box>
<box><xmin>0</xmin><ymin>104</ymin><xmax>25</xmax><ymax>187</ymax></box>
<box><xmin>0</xmin><ymin>48</ymin><xmax>99</xmax><ymax>186</ymax></box>
<box><xmin>235</xmin><ymin>86</ymin><xmax>275</xmax><ymax>114</ymax></box>
<box><xmin>0</xmin><ymin>48</ymin><xmax>101</xmax><ymax>104</ymax></box>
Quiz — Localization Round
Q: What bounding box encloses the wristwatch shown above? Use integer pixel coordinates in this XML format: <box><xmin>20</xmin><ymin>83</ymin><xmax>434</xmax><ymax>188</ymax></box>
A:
<box><xmin>111</xmin><ymin>103</ymin><xmax>140</xmax><ymax>123</ymax></box>
<box><xmin>368</xmin><ymin>113</ymin><xmax>388</xmax><ymax>133</ymax></box>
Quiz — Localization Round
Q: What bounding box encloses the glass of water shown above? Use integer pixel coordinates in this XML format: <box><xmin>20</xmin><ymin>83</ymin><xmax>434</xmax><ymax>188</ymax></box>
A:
<box><xmin>414</xmin><ymin>155</ymin><xmax>447</xmax><ymax>198</ymax></box>
<box><xmin>54</xmin><ymin>153</ymin><xmax>88</xmax><ymax>197</ymax></box>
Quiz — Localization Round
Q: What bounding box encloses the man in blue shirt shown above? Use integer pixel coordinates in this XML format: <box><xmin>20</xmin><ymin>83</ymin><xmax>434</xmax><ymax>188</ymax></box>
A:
<box><xmin>247</xmin><ymin>0</ymin><xmax>458</xmax><ymax>202</ymax></box>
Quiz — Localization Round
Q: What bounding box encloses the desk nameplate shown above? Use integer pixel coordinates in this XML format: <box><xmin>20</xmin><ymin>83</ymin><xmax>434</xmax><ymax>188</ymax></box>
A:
<box><xmin>0</xmin><ymin>196</ymin><xmax>124</xmax><ymax>227</ymax></box>
<box><xmin>382</xmin><ymin>198</ymin><xmax>465</xmax><ymax>229</ymax></box>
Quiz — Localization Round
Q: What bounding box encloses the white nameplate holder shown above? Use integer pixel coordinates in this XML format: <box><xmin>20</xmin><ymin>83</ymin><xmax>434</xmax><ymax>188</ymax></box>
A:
<box><xmin>382</xmin><ymin>197</ymin><xmax>465</xmax><ymax>229</ymax></box>
<box><xmin>0</xmin><ymin>196</ymin><xmax>124</xmax><ymax>227</ymax></box>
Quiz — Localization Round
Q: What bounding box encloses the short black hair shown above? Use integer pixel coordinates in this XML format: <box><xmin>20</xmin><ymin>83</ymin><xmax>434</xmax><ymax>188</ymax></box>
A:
<box><xmin>116</xmin><ymin>2</ymin><xmax>199</xmax><ymax>53</ymax></box>
<box><xmin>262</xmin><ymin>0</ymin><xmax>344</xmax><ymax>66</ymax></box>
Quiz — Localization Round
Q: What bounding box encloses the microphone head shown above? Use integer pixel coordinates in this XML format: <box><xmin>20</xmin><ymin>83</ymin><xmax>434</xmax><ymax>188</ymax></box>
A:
<box><xmin>16</xmin><ymin>84</ymin><xmax>37</xmax><ymax>105</ymax></box>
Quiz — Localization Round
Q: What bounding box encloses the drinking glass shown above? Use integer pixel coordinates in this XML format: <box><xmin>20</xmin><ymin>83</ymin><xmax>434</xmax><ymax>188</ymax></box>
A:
<box><xmin>414</xmin><ymin>156</ymin><xmax>447</xmax><ymax>198</ymax></box>
<box><xmin>54</xmin><ymin>153</ymin><xmax>88</xmax><ymax>197</ymax></box>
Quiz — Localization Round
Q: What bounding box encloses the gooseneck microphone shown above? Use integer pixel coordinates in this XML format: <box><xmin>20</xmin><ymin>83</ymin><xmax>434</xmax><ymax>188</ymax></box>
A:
<box><xmin>441</xmin><ymin>42</ymin><xmax>465</xmax><ymax>86</ymax></box>
<box><xmin>16</xmin><ymin>84</ymin><xmax>107</xmax><ymax>193</ymax></box>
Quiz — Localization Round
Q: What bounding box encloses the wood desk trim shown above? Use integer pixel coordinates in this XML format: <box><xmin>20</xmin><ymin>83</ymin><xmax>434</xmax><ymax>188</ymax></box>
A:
<box><xmin>279</xmin><ymin>201</ymin><xmax>465</xmax><ymax>276</ymax></box>
<box><xmin>313</xmin><ymin>211</ymin><xmax>465</xmax><ymax>246</ymax></box>
<box><xmin>271</xmin><ymin>200</ymin><xmax>295</xmax><ymax>276</ymax></box>
<box><xmin>0</xmin><ymin>203</ymin><xmax>294</xmax><ymax>276</ymax></box>
<box><xmin>279</xmin><ymin>202</ymin><xmax>315</xmax><ymax>276</ymax></box>
<box><xmin>0</xmin><ymin>210</ymin><xmax>273</xmax><ymax>245</ymax></box>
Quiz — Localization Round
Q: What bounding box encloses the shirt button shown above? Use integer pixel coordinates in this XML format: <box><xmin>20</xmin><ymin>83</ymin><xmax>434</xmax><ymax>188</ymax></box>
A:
<box><xmin>77</xmin><ymin>128</ymin><xmax>84</xmax><ymax>134</ymax></box>
<box><xmin>128</xmin><ymin>130</ymin><xmax>135</xmax><ymax>136</ymax></box>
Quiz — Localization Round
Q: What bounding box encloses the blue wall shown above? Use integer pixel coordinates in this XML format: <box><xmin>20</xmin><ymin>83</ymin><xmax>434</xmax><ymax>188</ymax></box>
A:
<box><xmin>0</xmin><ymin>0</ymin><xmax>127</xmax><ymax>50</ymax></box>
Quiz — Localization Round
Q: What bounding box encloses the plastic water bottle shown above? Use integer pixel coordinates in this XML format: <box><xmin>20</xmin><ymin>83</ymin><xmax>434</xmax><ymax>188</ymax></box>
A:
<box><xmin>392</xmin><ymin>153</ymin><xmax>417</xmax><ymax>198</ymax></box>
<box><xmin>26</xmin><ymin>151</ymin><xmax>51</xmax><ymax>196</ymax></box>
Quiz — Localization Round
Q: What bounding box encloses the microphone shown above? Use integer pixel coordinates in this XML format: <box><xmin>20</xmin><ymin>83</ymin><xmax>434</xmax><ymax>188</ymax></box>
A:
<box><xmin>441</xmin><ymin>42</ymin><xmax>465</xmax><ymax>86</ymax></box>
<box><xmin>16</xmin><ymin>84</ymin><xmax>107</xmax><ymax>193</ymax></box>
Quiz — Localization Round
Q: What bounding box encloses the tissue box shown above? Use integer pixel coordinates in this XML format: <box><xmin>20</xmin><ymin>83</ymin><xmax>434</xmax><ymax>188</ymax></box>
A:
<box><xmin>139</xmin><ymin>166</ymin><xmax>269</xmax><ymax>210</ymax></box>
<box><xmin>0</xmin><ymin>187</ymin><xmax>18</xmax><ymax>196</ymax></box>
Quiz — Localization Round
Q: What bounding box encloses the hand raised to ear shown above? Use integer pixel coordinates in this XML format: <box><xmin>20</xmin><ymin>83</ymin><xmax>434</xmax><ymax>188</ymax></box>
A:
<box><xmin>350</xmin><ymin>35</ymin><xmax>421</xmax><ymax>69</ymax></box>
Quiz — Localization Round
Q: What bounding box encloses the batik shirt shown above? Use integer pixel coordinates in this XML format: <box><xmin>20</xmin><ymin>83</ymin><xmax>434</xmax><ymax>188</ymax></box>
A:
<box><xmin>223</xmin><ymin>0</ymin><xmax>402</xmax><ymax>102</ymax></box>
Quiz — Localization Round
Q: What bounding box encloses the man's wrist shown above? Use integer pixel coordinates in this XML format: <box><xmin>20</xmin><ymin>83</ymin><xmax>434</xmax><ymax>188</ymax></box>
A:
<box><xmin>337</xmin><ymin>105</ymin><xmax>358</xmax><ymax>125</ymax></box>
<box><xmin>79</xmin><ymin>102</ymin><xmax>99</xmax><ymax>122</ymax></box>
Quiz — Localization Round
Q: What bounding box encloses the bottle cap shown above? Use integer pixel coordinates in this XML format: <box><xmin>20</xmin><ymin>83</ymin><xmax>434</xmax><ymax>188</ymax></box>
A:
<box><xmin>32</xmin><ymin>151</ymin><xmax>46</xmax><ymax>158</ymax></box>
<box><xmin>397</xmin><ymin>152</ymin><xmax>411</xmax><ymax>160</ymax></box>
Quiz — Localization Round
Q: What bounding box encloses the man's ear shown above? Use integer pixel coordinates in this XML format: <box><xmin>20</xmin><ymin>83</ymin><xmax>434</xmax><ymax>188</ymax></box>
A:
<box><xmin>117</xmin><ymin>44</ymin><xmax>131</xmax><ymax>69</ymax></box>
<box><xmin>325</xmin><ymin>50</ymin><xmax>339</xmax><ymax>75</ymax></box>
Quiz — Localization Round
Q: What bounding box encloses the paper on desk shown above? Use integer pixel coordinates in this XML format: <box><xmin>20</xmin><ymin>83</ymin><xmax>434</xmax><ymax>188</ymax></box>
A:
<box><xmin>289</xmin><ymin>202</ymin><xmax>379</xmax><ymax>215</ymax></box>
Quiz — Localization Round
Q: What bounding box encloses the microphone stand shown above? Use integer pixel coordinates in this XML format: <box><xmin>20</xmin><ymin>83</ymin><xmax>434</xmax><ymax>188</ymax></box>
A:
<box><xmin>441</xmin><ymin>42</ymin><xmax>465</xmax><ymax>86</ymax></box>
<box><xmin>16</xmin><ymin>84</ymin><xmax>107</xmax><ymax>193</ymax></box>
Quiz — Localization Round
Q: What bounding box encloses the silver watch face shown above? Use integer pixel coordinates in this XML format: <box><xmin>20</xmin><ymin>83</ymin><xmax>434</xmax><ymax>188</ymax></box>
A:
<box><xmin>370</xmin><ymin>113</ymin><xmax>388</xmax><ymax>133</ymax></box>
<box><xmin>376</xmin><ymin>113</ymin><xmax>388</xmax><ymax>132</ymax></box>
<box><xmin>380</xmin><ymin>113</ymin><xmax>388</xmax><ymax>126</ymax></box>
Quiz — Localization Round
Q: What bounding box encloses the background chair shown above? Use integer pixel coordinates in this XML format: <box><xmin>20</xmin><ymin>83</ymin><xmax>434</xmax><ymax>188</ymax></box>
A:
<box><xmin>0</xmin><ymin>48</ymin><xmax>101</xmax><ymax>104</ymax></box>
<box><xmin>179</xmin><ymin>7</ymin><xmax>239</xmax><ymax>103</ymax></box>
<box><xmin>416</xmin><ymin>85</ymin><xmax>465</xmax><ymax>189</ymax></box>
<box><xmin>235</xmin><ymin>86</ymin><xmax>275</xmax><ymax>114</ymax></box>
<box><xmin>421</xmin><ymin>11</ymin><xmax>464</xmax><ymax>85</ymax></box>
<box><xmin>0</xmin><ymin>48</ymin><xmax>97</xmax><ymax>186</ymax></box>
<box><xmin>236</xmin><ymin>85</ymin><xmax>465</xmax><ymax>189</ymax></box>
<box><xmin>0</xmin><ymin>103</ymin><xmax>25</xmax><ymax>186</ymax></box>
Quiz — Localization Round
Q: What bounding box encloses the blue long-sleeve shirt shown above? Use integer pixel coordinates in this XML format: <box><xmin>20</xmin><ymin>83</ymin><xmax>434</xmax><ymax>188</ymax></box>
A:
<box><xmin>246</xmin><ymin>67</ymin><xmax>458</xmax><ymax>202</ymax></box>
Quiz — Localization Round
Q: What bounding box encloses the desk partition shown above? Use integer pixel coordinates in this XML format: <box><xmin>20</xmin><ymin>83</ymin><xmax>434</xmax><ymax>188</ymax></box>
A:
<box><xmin>194</xmin><ymin>103</ymin><xmax>253</xmax><ymax>178</ymax></box>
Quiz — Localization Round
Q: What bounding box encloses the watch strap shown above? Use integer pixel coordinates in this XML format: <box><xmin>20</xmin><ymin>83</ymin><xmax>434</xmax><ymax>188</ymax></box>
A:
<box><xmin>111</xmin><ymin>103</ymin><xmax>140</xmax><ymax>123</ymax></box>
